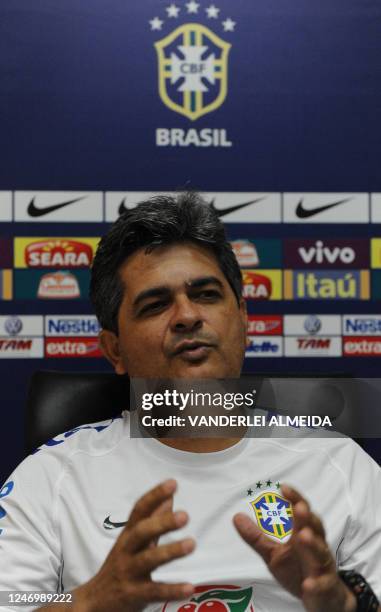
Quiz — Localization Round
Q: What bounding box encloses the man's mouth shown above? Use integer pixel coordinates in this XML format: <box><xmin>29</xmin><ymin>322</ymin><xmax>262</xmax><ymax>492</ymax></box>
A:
<box><xmin>173</xmin><ymin>341</ymin><xmax>214</xmax><ymax>362</ymax></box>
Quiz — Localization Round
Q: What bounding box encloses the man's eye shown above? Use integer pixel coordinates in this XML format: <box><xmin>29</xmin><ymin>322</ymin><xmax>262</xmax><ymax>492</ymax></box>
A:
<box><xmin>197</xmin><ymin>290</ymin><xmax>221</xmax><ymax>300</ymax></box>
<box><xmin>140</xmin><ymin>301</ymin><xmax>166</xmax><ymax>315</ymax></box>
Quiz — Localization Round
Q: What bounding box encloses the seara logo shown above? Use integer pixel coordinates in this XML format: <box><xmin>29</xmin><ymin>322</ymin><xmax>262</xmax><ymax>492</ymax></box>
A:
<box><xmin>150</xmin><ymin>2</ymin><xmax>235</xmax><ymax>147</ymax></box>
<box><xmin>161</xmin><ymin>585</ymin><xmax>254</xmax><ymax>612</ymax></box>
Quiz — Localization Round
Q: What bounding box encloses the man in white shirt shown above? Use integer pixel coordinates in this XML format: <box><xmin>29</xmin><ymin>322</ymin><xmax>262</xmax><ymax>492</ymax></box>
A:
<box><xmin>0</xmin><ymin>192</ymin><xmax>380</xmax><ymax>612</ymax></box>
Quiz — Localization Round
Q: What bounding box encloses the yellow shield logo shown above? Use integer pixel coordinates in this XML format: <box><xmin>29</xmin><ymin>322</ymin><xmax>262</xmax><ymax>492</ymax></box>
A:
<box><xmin>155</xmin><ymin>23</ymin><xmax>231</xmax><ymax>121</ymax></box>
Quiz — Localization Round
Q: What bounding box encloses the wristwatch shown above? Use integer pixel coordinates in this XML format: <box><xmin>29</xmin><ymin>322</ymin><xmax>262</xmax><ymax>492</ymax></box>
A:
<box><xmin>339</xmin><ymin>570</ymin><xmax>379</xmax><ymax>611</ymax></box>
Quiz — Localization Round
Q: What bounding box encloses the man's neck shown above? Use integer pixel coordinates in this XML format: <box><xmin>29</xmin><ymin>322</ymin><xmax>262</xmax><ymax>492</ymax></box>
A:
<box><xmin>158</xmin><ymin>436</ymin><xmax>245</xmax><ymax>453</ymax></box>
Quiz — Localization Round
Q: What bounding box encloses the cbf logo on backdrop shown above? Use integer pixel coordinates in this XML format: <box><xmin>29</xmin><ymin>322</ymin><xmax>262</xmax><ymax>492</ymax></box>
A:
<box><xmin>150</xmin><ymin>2</ymin><xmax>235</xmax><ymax>147</ymax></box>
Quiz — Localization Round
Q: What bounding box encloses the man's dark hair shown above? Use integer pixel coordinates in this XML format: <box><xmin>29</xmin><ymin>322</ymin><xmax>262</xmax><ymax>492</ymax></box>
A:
<box><xmin>90</xmin><ymin>192</ymin><xmax>242</xmax><ymax>334</ymax></box>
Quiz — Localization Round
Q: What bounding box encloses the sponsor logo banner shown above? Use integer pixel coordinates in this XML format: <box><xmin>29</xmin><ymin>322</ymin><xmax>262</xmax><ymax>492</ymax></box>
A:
<box><xmin>45</xmin><ymin>316</ymin><xmax>101</xmax><ymax>337</ymax></box>
<box><xmin>371</xmin><ymin>238</ymin><xmax>381</xmax><ymax>268</ymax></box>
<box><xmin>14</xmin><ymin>270</ymin><xmax>90</xmax><ymax>300</ymax></box>
<box><xmin>284</xmin><ymin>239</ymin><xmax>369</xmax><ymax>268</ymax></box>
<box><xmin>343</xmin><ymin>337</ymin><xmax>381</xmax><ymax>356</ymax></box>
<box><xmin>14</xmin><ymin>191</ymin><xmax>103</xmax><ymax>222</ymax></box>
<box><xmin>0</xmin><ymin>337</ymin><xmax>44</xmax><ymax>358</ymax></box>
<box><xmin>160</xmin><ymin>584</ymin><xmax>255</xmax><ymax>612</ymax></box>
<box><xmin>105</xmin><ymin>192</ymin><xmax>282</xmax><ymax>223</ymax></box>
<box><xmin>14</xmin><ymin>237</ymin><xmax>100</xmax><ymax>269</ymax></box>
<box><xmin>371</xmin><ymin>194</ymin><xmax>381</xmax><ymax>223</ymax></box>
<box><xmin>45</xmin><ymin>337</ymin><xmax>102</xmax><ymax>358</ymax></box>
<box><xmin>284</xmin><ymin>315</ymin><xmax>341</xmax><ymax>336</ymax></box>
<box><xmin>0</xmin><ymin>271</ymin><xmax>12</xmax><ymax>300</ymax></box>
<box><xmin>284</xmin><ymin>270</ymin><xmax>370</xmax><ymax>300</ymax></box>
<box><xmin>247</xmin><ymin>315</ymin><xmax>283</xmax><ymax>336</ymax></box>
<box><xmin>246</xmin><ymin>336</ymin><xmax>283</xmax><ymax>357</ymax></box>
<box><xmin>0</xmin><ymin>238</ymin><xmax>13</xmax><ymax>267</ymax></box>
<box><xmin>231</xmin><ymin>239</ymin><xmax>282</xmax><ymax>268</ymax></box>
<box><xmin>0</xmin><ymin>316</ymin><xmax>43</xmax><ymax>337</ymax></box>
<box><xmin>105</xmin><ymin>192</ymin><xmax>178</xmax><ymax>222</ymax></box>
<box><xmin>0</xmin><ymin>192</ymin><xmax>12</xmax><ymax>221</ymax></box>
<box><xmin>343</xmin><ymin>315</ymin><xmax>381</xmax><ymax>336</ymax></box>
<box><xmin>283</xmin><ymin>193</ymin><xmax>369</xmax><ymax>223</ymax></box>
<box><xmin>285</xmin><ymin>337</ymin><xmax>342</xmax><ymax>357</ymax></box>
<box><xmin>242</xmin><ymin>270</ymin><xmax>282</xmax><ymax>300</ymax></box>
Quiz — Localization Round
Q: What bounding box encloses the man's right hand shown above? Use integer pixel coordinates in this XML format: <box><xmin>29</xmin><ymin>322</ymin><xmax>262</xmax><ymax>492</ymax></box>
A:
<box><xmin>72</xmin><ymin>479</ymin><xmax>195</xmax><ymax>612</ymax></box>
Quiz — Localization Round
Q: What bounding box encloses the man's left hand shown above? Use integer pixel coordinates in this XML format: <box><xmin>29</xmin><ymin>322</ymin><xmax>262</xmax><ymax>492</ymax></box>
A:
<box><xmin>233</xmin><ymin>485</ymin><xmax>356</xmax><ymax>612</ymax></box>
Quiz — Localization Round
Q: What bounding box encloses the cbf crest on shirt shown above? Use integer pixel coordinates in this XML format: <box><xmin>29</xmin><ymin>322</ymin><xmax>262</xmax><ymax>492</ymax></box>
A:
<box><xmin>250</xmin><ymin>492</ymin><xmax>293</xmax><ymax>541</ymax></box>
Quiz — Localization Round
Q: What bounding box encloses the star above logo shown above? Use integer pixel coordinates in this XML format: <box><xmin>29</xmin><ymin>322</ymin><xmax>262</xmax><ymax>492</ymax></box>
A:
<box><xmin>222</xmin><ymin>17</ymin><xmax>236</xmax><ymax>31</ymax></box>
<box><xmin>186</xmin><ymin>0</ymin><xmax>200</xmax><ymax>13</ymax></box>
<box><xmin>166</xmin><ymin>3</ymin><xmax>180</xmax><ymax>18</ymax></box>
<box><xmin>206</xmin><ymin>4</ymin><xmax>219</xmax><ymax>18</ymax></box>
<box><xmin>149</xmin><ymin>16</ymin><xmax>164</xmax><ymax>30</ymax></box>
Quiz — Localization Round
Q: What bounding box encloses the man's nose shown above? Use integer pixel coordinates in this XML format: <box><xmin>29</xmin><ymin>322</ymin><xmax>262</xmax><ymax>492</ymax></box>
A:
<box><xmin>170</xmin><ymin>296</ymin><xmax>203</xmax><ymax>333</ymax></box>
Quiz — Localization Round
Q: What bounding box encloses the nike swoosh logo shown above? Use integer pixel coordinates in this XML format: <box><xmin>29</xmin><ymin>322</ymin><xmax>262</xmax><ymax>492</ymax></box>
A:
<box><xmin>103</xmin><ymin>516</ymin><xmax>128</xmax><ymax>530</ymax></box>
<box><xmin>27</xmin><ymin>196</ymin><xmax>87</xmax><ymax>218</ymax></box>
<box><xmin>209</xmin><ymin>197</ymin><xmax>266</xmax><ymax>217</ymax></box>
<box><xmin>295</xmin><ymin>197</ymin><xmax>352</xmax><ymax>219</ymax></box>
<box><xmin>119</xmin><ymin>197</ymin><xmax>266</xmax><ymax>218</ymax></box>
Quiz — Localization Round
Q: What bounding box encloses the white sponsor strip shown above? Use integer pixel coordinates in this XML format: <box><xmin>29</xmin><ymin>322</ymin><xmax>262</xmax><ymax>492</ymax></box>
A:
<box><xmin>0</xmin><ymin>315</ymin><xmax>43</xmax><ymax>336</ymax></box>
<box><xmin>284</xmin><ymin>315</ymin><xmax>341</xmax><ymax>336</ymax></box>
<box><xmin>342</xmin><ymin>315</ymin><xmax>381</xmax><ymax>336</ymax></box>
<box><xmin>202</xmin><ymin>192</ymin><xmax>281</xmax><ymax>222</ymax></box>
<box><xmin>105</xmin><ymin>192</ymin><xmax>178</xmax><ymax>222</ymax></box>
<box><xmin>44</xmin><ymin>315</ymin><xmax>101</xmax><ymax>337</ymax></box>
<box><xmin>14</xmin><ymin>191</ymin><xmax>103</xmax><ymax>222</ymax></box>
<box><xmin>283</xmin><ymin>193</ymin><xmax>369</xmax><ymax>223</ymax></box>
<box><xmin>0</xmin><ymin>192</ymin><xmax>12</xmax><ymax>221</ymax></box>
<box><xmin>0</xmin><ymin>337</ymin><xmax>44</xmax><ymax>358</ymax></box>
<box><xmin>245</xmin><ymin>335</ymin><xmax>283</xmax><ymax>357</ymax></box>
<box><xmin>371</xmin><ymin>194</ymin><xmax>381</xmax><ymax>223</ymax></box>
<box><xmin>284</xmin><ymin>337</ymin><xmax>342</xmax><ymax>357</ymax></box>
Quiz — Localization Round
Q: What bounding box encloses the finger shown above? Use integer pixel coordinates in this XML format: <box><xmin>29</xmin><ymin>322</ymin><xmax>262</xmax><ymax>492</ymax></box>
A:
<box><xmin>292</xmin><ymin>501</ymin><xmax>325</xmax><ymax>540</ymax></box>
<box><xmin>139</xmin><ymin>580</ymin><xmax>195</xmax><ymax>604</ymax></box>
<box><xmin>150</xmin><ymin>496</ymin><xmax>174</xmax><ymax>547</ymax></box>
<box><xmin>281</xmin><ymin>485</ymin><xmax>310</xmax><ymax>510</ymax></box>
<box><xmin>233</xmin><ymin>513</ymin><xmax>276</xmax><ymax>564</ymax></box>
<box><xmin>128</xmin><ymin>479</ymin><xmax>177</xmax><ymax>528</ymax></box>
<box><xmin>132</xmin><ymin>538</ymin><xmax>196</xmax><ymax>576</ymax></box>
<box><xmin>125</xmin><ymin>510</ymin><xmax>188</xmax><ymax>553</ymax></box>
<box><xmin>296</xmin><ymin>527</ymin><xmax>335</xmax><ymax>578</ymax></box>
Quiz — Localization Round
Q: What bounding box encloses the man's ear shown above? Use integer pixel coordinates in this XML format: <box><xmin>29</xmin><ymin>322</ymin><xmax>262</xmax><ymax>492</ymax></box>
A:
<box><xmin>99</xmin><ymin>330</ymin><xmax>127</xmax><ymax>375</ymax></box>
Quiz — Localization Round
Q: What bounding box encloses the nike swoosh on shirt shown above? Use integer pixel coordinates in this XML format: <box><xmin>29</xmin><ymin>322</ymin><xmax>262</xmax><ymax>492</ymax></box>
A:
<box><xmin>295</xmin><ymin>197</ymin><xmax>353</xmax><ymax>219</ymax></box>
<box><xmin>103</xmin><ymin>516</ymin><xmax>128</xmax><ymax>530</ymax></box>
<box><xmin>119</xmin><ymin>196</ymin><xmax>266</xmax><ymax>218</ymax></box>
<box><xmin>27</xmin><ymin>196</ymin><xmax>87</xmax><ymax>218</ymax></box>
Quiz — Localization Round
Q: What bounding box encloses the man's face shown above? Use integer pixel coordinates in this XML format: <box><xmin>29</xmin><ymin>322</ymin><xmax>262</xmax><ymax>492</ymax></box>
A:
<box><xmin>100</xmin><ymin>242</ymin><xmax>247</xmax><ymax>378</ymax></box>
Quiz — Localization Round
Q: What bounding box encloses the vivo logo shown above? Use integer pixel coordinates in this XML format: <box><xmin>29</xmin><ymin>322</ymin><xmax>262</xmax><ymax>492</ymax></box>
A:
<box><xmin>298</xmin><ymin>241</ymin><xmax>355</xmax><ymax>265</ymax></box>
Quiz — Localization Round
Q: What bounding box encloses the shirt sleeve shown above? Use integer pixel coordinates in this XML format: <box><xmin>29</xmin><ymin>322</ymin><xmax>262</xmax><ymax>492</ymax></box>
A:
<box><xmin>0</xmin><ymin>452</ymin><xmax>63</xmax><ymax>612</ymax></box>
<box><xmin>335</xmin><ymin>441</ymin><xmax>381</xmax><ymax>601</ymax></box>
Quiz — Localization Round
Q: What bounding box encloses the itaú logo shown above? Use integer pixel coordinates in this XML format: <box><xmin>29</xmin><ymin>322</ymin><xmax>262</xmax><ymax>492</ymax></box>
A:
<box><xmin>25</xmin><ymin>240</ymin><xmax>93</xmax><ymax>267</ymax></box>
<box><xmin>242</xmin><ymin>272</ymin><xmax>272</xmax><ymax>300</ymax></box>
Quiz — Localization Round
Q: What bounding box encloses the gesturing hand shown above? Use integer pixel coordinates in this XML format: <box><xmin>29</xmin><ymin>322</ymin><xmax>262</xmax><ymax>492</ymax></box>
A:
<box><xmin>74</xmin><ymin>479</ymin><xmax>195</xmax><ymax>612</ymax></box>
<box><xmin>233</xmin><ymin>485</ymin><xmax>356</xmax><ymax>612</ymax></box>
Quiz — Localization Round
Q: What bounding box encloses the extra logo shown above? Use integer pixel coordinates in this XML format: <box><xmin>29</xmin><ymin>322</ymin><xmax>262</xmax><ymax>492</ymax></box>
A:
<box><xmin>283</xmin><ymin>270</ymin><xmax>370</xmax><ymax>300</ymax></box>
<box><xmin>250</xmin><ymin>492</ymin><xmax>293</xmax><ymax>540</ymax></box>
<box><xmin>161</xmin><ymin>585</ymin><xmax>254</xmax><ymax>612</ymax></box>
<box><xmin>247</xmin><ymin>315</ymin><xmax>283</xmax><ymax>336</ymax></box>
<box><xmin>242</xmin><ymin>271</ymin><xmax>282</xmax><ymax>300</ymax></box>
<box><xmin>284</xmin><ymin>239</ymin><xmax>369</xmax><ymax>268</ymax></box>
<box><xmin>45</xmin><ymin>338</ymin><xmax>102</xmax><ymax>358</ymax></box>
<box><xmin>150</xmin><ymin>2</ymin><xmax>235</xmax><ymax>146</ymax></box>
<box><xmin>14</xmin><ymin>238</ymin><xmax>100</xmax><ymax>268</ymax></box>
<box><xmin>343</xmin><ymin>337</ymin><xmax>381</xmax><ymax>356</ymax></box>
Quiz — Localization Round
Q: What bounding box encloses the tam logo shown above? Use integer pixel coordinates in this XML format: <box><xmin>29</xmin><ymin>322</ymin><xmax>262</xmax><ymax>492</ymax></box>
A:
<box><xmin>25</xmin><ymin>240</ymin><xmax>93</xmax><ymax>268</ymax></box>
<box><xmin>162</xmin><ymin>585</ymin><xmax>254</xmax><ymax>612</ymax></box>
<box><xmin>242</xmin><ymin>272</ymin><xmax>272</xmax><ymax>300</ymax></box>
